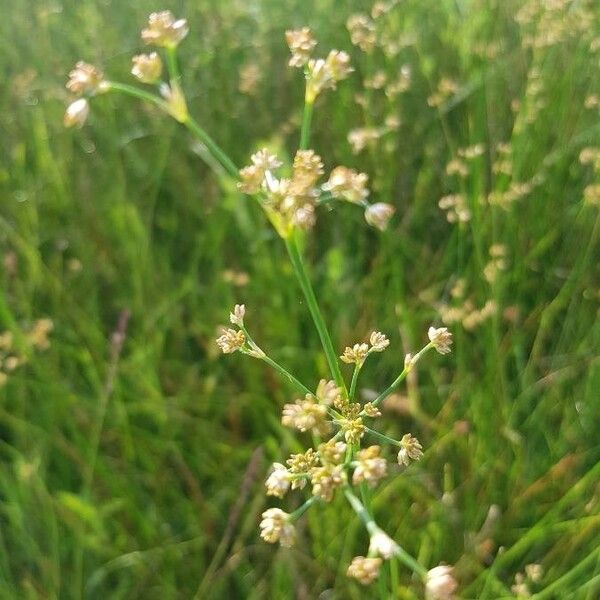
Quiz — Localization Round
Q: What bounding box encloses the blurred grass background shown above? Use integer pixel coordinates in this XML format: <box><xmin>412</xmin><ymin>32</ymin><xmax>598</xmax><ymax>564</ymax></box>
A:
<box><xmin>1</xmin><ymin>0</ymin><xmax>599</xmax><ymax>598</ymax></box>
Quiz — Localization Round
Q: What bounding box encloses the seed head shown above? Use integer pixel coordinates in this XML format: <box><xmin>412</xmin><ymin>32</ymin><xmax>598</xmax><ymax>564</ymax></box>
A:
<box><xmin>369</xmin><ymin>331</ymin><xmax>389</xmax><ymax>352</ymax></box>
<box><xmin>306</xmin><ymin>50</ymin><xmax>353</xmax><ymax>102</ymax></box>
<box><xmin>425</xmin><ymin>565</ymin><xmax>458</xmax><ymax>599</ymax></box>
<box><xmin>259</xmin><ymin>508</ymin><xmax>296</xmax><ymax>547</ymax></box>
<box><xmin>363</xmin><ymin>402</ymin><xmax>381</xmax><ymax>417</ymax></box>
<box><xmin>229</xmin><ymin>304</ymin><xmax>246</xmax><ymax>327</ymax></box>
<box><xmin>365</xmin><ymin>202</ymin><xmax>395</xmax><ymax>230</ymax></box>
<box><xmin>314</xmin><ymin>380</ymin><xmax>339</xmax><ymax>406</ymax></box>
<box><xmin>285</xmin><ymin>27</ymin><xmax>317</xmax><ymax>68</ymax></box>
<box><xmin>309</xmin><ymin>463</ymin><xmax>345</xmax><ymax>501</ymax></box>
<box><xmin>352</xmin><ymin>445</ymin><xmax>387</xmax><ymax>486</ymax></box>
<box><xmin>282</xmin><ymin>395</ymin><xmax>330</xmax><ymax>436</ymax></box>
<box><xmin>369</xmin><ymin>530</ymin><xmax>398</xmax><ymax>559</ymax></box>
<box><xmin>287</xmin><ymin>448</ymin><xmax>319</xmax><ymax>489</ymax></box>
<box><xmin>251</xmin><ymin>148</ymin><xmax>282</xmax><ymax>171</ymax></box>
<box><xmin>318</xmin><ymin>439</ymin><xmax>347</xmax><ymax>464</ymax></box>
<box><xmin>265</xmin><ymin>463</ymin><xmax>291</xmax><ymax>498</ymax></box>
<box><xmin>347</xmin><ymin>556</ymin><xmax>382</xmax><ymax>585</ymax></box>
<box><xmin>346</xmin><ymin>14</ymin><xmax>377</xmax><ymax>52</ymax></box>
<box><xmin>340</xmin><ymin>343</ymin><xmax>369</xmax><ymax>365</ymax></box>
<box><xmin>323</xmin><ymin>166</ymin><xmax>369</xmax><ymax>203</ymax></box>
<box><xmin>141</xmin><ymin>11</ymin><xmax>189</xmax><ymax>48</ymax></box>
<box><xmin>64</xmin><ymin>98</ymin><xmax>90</xmax><ymax>128</ymax></box>
<box><xmin>66</xmin><ymin>62</ymin><xmax>106</xmax><ymax>96</ymax></box>
<box><xmin>428</xmin><ymin>326</ymin><xmax>453</xmax><ymax>355</ymax></box>
<box><xmin>238</xmin><ymin>165</ymin><xmax>264</xmax><ymax>194</ymax></box>
<box><xmin>292</xmin><ymin>149</ymin><xmax>324</xmax><ymax>191</ymax></box>
<box><xmin>342</xmin><ymin>417</ymin><xmax>365</xmax><ymax>444</ymax></box>
<box><xmin>131</xmin><ymin>52</ymin><xmax>163</xmax><ymax>84</ymax></box>
<box><xmin>216</xmin><ymin>328</ymin><xmax>245</xmax><ymax>354</ymax></box>
<box><xmin>397</xmin><ymin>433</ymin><xmax>423</xmax><ymax>466</ymax></box>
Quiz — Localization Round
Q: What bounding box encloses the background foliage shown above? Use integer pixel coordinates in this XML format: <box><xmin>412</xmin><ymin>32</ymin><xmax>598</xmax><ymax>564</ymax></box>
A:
<box><xmin>1</xmin><ymin>0</ymin><xmax>599</xmax><ymax>598</ymax></box>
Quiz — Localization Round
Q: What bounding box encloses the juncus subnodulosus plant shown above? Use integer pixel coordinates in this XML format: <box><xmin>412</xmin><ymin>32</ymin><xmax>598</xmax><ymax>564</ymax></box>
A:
<box><xmin>64</xmin><ymin>13</ymin><xmax>457</xmax><ymax>595</ymax></box>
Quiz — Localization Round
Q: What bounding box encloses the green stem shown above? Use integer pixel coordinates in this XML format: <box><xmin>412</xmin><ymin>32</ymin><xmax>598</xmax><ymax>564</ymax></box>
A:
<box><xmin>165</xmin><ymin>46</ymin><xmax>181</xmax><ymax>82</ymax></box>
<box><xmin>289</xmin><ymin>495</ymin><xmax>319</xmax><ymax>521</ymax></box>
<box><xmin>261</xmin><ymin>354</ymin><xmax>312</xmax><ymax>396</ymax></box>
<box><xmin>349</xmin><ymin>363</ymin><xmax>362</xmax><ymax>400</ymax></box>
<box><xmin>299</xmin><ymin>99</ymin><xmax>314</xmax><ymax>150</ymax></box>
<box><xmin>344</xmin><ymin>488</ymin><xmax>427</xmax><ymax>578</ymax></box>
<box><xmin>184</xmin><ymin>116</ymin><xmax>239</xmax><ymax>179</ymax></box>
<box><xmin>106</xmin><ymin>81</ymin><xmax>238</xmax><ymax>179</ymax></box>
<box><xmin>105</xmin><ymin>81</ymin><xmax>169</xmax><ymax>111</ymax></box>
<box><xmin>240</xmin><ymin>325</ymin><xmax>312</xmax><ymax>395</ymax></box>
<box><xmin>285</xmin><ymin>234</ymin><xmax>347</xmax><ymax>395</ymax></box>
<box><xmin>367</xmin><ymin>343</ymin><xmax>433</xmax><ymax>411</ymax></box>
<box><xmin>364</xmin><ymin>426</ymin><xmax>401</xmax><ymax>447</ymax></box>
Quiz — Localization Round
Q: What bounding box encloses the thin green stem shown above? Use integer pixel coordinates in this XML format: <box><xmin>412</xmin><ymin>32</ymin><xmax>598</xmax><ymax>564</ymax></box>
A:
<box><xmin>366</xmin><ymin>343</ymin><xmax>434</xmax><ymax>411</ymax></box>
<box><xmin>184</xmin><ymin>115</ymin><xmax>239</xmax><ymax>179</ymax></box>
<box><xmin>349</xmin><ymin>363</ymin><xmax>362</xmax><ymax>400</ymax></box>
<box><xmin>165</xmin><ymin>46</ymin><xmax>181</xmax><ymax>82</ymax></box>
<box><xmin>364</xmin><ymin>426</ymin><xmax>401</xmax><ymax>447</ymax></box>
<box><xmin>284</xmin><ymin>234</ymin><xmax>347</xmax><ymax>395</ymax></box>
<box><xmin>261</xmin><ymin>354</ymin><xmax>312</xmax><ymax>396</ymax></box>
<box><xmin>105</xmin><ymin>81</ymin><xmax>169</xmax><ymax>111</ymax></box>
<box><xmin>299</xmin><ymin>99</ymin><xmax>314</xmax><ymax>150</ymax></box>
<box><xmin>289</xmin><ymin>495</ymin><xmax>319</xmax><ymax>521</ymax></box>
<box><xmin>239</xmin><ymin>325</ymin><xmax>312</xmax><ymax>395</ymax></box>
<box><xmin>344</xmin><ymin>487</ymin><xmax>427</xmax><ymax>578</ymax></box>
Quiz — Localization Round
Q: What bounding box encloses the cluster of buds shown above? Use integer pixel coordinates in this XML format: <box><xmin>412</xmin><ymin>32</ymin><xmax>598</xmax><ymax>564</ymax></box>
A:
<box><xmin>237</xmin><ymin>146</ymin><xmax>394</xmax><ymax>236</ymax></box>
<box><xmin>285</xmin><ymin>28</ymin><xmax>353</xmax><ymax>103</ymax></box>
<box><xmin>238</xmin><ymin>146</ymin><xmax>395</xmax><ymax>236</ymax></box>
<box><xmin>64</xmin><ymin>11</ymin><xmax>189</xmax><ymax>129</ymax></box>
<box><xmin>340</xmin><ymin>331</ymin><xmax>389</xmax><ymax>366</ymax></box>
<box><xmin>217</xmin><ymin>308</ymin><xmax>454</xmax><ymax>587</ymax></box>
<box><xmin>64</xmin><ymin>62</ymin><xmax>107</xmax><ymax>128</ymax></box>
<box><xmin>215</xmin><ymin>304</ymin><xmax>265</xmax><ymax>358</ymax></box>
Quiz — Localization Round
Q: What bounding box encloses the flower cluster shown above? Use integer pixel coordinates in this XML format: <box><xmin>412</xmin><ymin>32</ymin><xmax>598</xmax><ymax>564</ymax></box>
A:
<box><xmin>285</xmin><ymin>28</ymin><xmax>353</xmax><ymax>102</ymax></box>
<box><xmin>64</xmin><ymin>62</ymin><xmax>107</xmax><ymax>128</ymax></box>
<box><xmin>217</xmin><ymin>307</ymin><xmax>453</xmax><ymax>586</ymax></box>
<box><xmin>238</xmin><ymin>146</ymin><xmax>394</xmax><ymax>236</ymax></box>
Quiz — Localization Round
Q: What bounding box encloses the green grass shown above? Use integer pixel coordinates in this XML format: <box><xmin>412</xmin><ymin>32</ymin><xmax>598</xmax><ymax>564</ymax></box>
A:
<box><xmin>1</xmin><ymin>0</ymin><xmax>599</xmax><ymax>598</ymax></box>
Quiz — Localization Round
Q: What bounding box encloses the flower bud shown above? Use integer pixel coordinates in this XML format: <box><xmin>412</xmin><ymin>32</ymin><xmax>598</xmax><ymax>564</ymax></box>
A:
<box><xmin>365</xmin><ymin>202</ymin><xmax>395</xmax><ymax>230</ymax></box>
<box><xmin>131</xmin><ymin>52</ymin><xmax>163</xmax><ymax>84</ymax></box>
<box><xmin>64</xmin><ymin>98</ymin><xmax>90</xmax><ymax>128</ymax></box>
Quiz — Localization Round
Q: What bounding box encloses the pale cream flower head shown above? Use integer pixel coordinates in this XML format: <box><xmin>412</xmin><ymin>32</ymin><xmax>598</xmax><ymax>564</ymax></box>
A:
<box><xmin>259</xmin><ymin>508</ymin><xmax>296</xmax><ymax>547</ymax></box>
<box><xmin>131</xmin><ymin>52</ymin><xmax>163</xmax><ymax>84</ymax></box>
<box><xmin>428</xmin><ymin>326</ymin><xmax>453</xmax><ymax>354</ymax></box>
<box><xmin>397</xmin><ymin>433</ymin><xmax>423</xmax><ymax>466</ymax></box>
<box><xmin>352</xmin><ymin>445</ymin><xmax>387</xmax><ymax>487</ymax></box>
<box><xmin>141</xmin><ymin>11</ymin><xmax>189</xmax><ymax>48</ymax></box>
<box><xmin>323</xmin><ymin>166</ymin><xmax>369</xmax><ymax>203</ymax></box>
<box><xmin>265</xmin><ymin>463</ymin><xmax>291</xmax><ymax>498</ymax></box>
<box><xmin>369</xmin><ymin>331</ymin><xmax>389</xmax><ymax>352</ymax></box>
<box><xmin>64</xmin><ymin>98</ymin><xmax>90</xmax><ymax>128</ymax></box>
<box><xmin>425</xmin><ymin>565</ymin><xmax>458</xmax><ymax>599</ymax></box>
<box><xmin>66</xmin><ymin>61</ymin><xmax>107</xmax><ymax>96</ymax></box>
<box><xmin>365</xmin><ymin>203</ymin><xmax>395</xmax><ymax>231</ymax></box>
<box><xmin>369</xmin><ymin>530</ymin><xmax>398</xmax><ymax>559</ymax></box>
<box><xmin>285</xmin><ymin>27</ymin><xmax>317</xmax><ymax>68</ymax></box>
<box><xmin>340</xmin><ymin>342</ymin><xmax>369</xmax><ymax>365</ymax></box>
<box><xmin>229</xmin><ymin>304</ymin><xmax>246</xmax><ymax>327</ymax></box>
<box><xmin>306</xmin><ymin>50</ymin><xmax>353</xmax><ymax>102</ymax></box>
<box><xmin>216</xmin><ymin>328</ymin><xmax>245</xmax><ymax>354</ymax></box>
<box><xmin>347</xmin><ymin>556</ymin><xmax>382</xmax><ymax>585</ymax></box>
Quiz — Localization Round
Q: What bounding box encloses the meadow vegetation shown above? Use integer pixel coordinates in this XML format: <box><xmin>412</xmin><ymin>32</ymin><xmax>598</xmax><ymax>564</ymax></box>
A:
<box><xmin>0</xmin><ymin>0</ymin><xmax>599</xmax><ymax>598</ymax></box>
